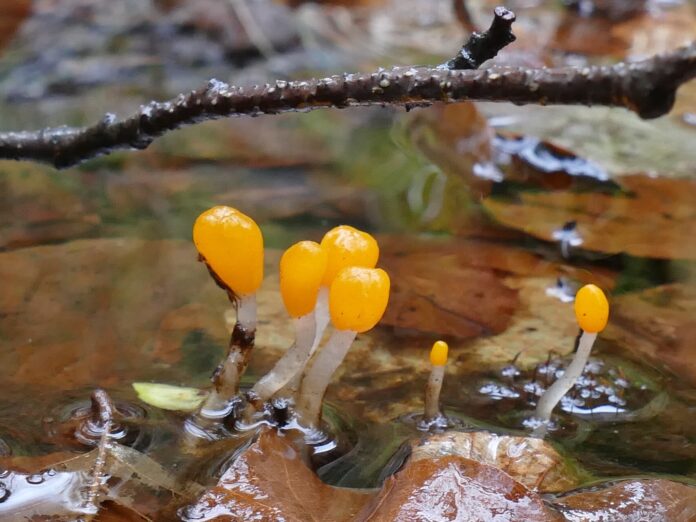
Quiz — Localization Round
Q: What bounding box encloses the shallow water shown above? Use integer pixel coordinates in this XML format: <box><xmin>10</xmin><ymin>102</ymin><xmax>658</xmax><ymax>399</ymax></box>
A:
<box><xmin>1</xmin><ymin>0</ymin><xmax>696</xmax><ymax>518</ymax></box>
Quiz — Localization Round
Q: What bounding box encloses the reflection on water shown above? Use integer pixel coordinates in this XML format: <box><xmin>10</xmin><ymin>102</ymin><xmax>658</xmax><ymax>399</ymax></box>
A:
<box><xmin>1</xmin><ymin>0</ymin><xmax>696</xmax><ymax>518</ymax></box>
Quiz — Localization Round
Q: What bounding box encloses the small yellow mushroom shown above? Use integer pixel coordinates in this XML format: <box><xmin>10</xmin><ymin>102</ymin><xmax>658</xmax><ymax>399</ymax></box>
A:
<box><xmin>430</xmin><ymin>340</ymin><xmax>449</xmax><ymax>367</ymax></box>
<box><xmin>329</xmin><ymin>267</ymin><xmax>390</xmax><ymax>333</ymax></box>
<box><xmin>280</xmin><ymin>241</ymin><xmax>328</xmax><ymax>319</ymax></box>
<box><xmin>309</xmin><ymin>226</ymin><xmax>380</xmax><ymax>351</ymax></box>
<box><xmin>574</xmin><ymin>284</ymin><xmax>609</xmax><ymax>333</ymax></box>
<box><xmin>296</xmin><ymin>267</ymin><xmax>390</xmax><ymax>428</ymax></box>
<box><xmin>320</xmin><ymin>226</ymin><xmax>379</xmax><ymax>286</ymax></box>
<box><xmin>193</xmin><ymin>206</ymin><xmax>264</xmax><ymax>297</ymax></box>
<box><xmin>535</xmin><ymin>284</ymin><xmax>610</xmax><ymax>424</ymax></box>
<box><xmin>251</xmin><ymin>241</ymin><xmax>328</xmax><ymax>402</ymax></box>
<box><xmin>423</xmin><ymin>341</ymin><xmax>449</xmax><ymax>425</ymax></box>
<box><xmin>192</xmin><ymin>206</ymin><xmax>264</xmax><ymax>420</ymax></box>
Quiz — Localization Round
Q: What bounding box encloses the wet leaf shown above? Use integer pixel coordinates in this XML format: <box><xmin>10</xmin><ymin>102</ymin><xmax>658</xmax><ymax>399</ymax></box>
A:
<box><xmin>360</xmin><ymin>455</ymin><xmax>562</xmax><ymax>521</ymax></box>
<box><xmin>380</xmin><ymin>244</ymin><xmax>519</xmax><ymax>338</ymax></box>
<box><xmin>483</xmin><ymin>175</ymin><xmax>696</xmax><ymax>260</ymax></box>
<box><xmin>553</xmin><ymin>479</ymin><xmax>696</xmax><ymax>521</ymax></box>
<box><xmin>0</xmin><ymin>442</ymin><xmax>193</xmax><ymax>520</ymax></box>
<box><xmin>0</xmin><ymin>239</ymin><xmax>293</xmax><ymax>390</ymax></box>
<box><xmin>410</xmin><ymin>431</ymin><xmax>584</xmax><ymax>493</ymax></box>
<box><xmin>183</xmin><ymin>429</ymin><xmax>374</xmax><ymax>521</ymax></box>
<box><xmin>0</xmin><ymin>161</ymin><xmax>99</xmax><ymax>249</ymax></box>
<box><xmin>132</xmin><ymin>382</ymin><xmax>208</xmax><ymax>412</ymax></box>
<box><xmin>604</xmin><ymin>284</ymin><xmax>696</xmax><ymax>385</ymax></box>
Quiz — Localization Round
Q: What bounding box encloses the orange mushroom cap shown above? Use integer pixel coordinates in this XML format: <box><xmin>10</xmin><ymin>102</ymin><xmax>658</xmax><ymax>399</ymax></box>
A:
<box><xmin>574</xmin><ymin>284</ymin><xmax>609</xmax><ymax>333</ymax></box>
<box><xmin>329</xmin><ymin>267</ymin><xmax>390</xmax><ymax>333</ymax></box>
<box><xmin>320</xmin><ymin>226</ymin><xmax>379</xmax><ymax>286</ymax></box>
<box><xmin>193</xmin><ymin>206</ymin><xmax>264</xmax><ymax>296</ymax></box>
<box><xmin>430</xmin><ymin>340</ymin><xmax>449</xmax><ymax>366</ymax></box>
<box><xmin>280</xmin><ymin>241</ymin><xmax>328</xmax><ymax>318</ymax></box>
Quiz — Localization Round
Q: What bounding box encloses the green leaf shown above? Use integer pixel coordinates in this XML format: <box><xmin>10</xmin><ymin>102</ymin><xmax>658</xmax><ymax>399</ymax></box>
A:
<box><xmin>132</xmin><ymin>382</ymin><xmax>207</xmax><ymax>412</ymax></box>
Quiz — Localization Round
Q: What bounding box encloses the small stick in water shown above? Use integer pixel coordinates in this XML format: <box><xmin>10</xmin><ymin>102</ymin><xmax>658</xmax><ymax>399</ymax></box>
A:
<box><xmin>535</xmin><ymin>284</ymin><xmax>609</xmax><ymax>424</ymax></box>
<box><xmin>192</xmin><ymin>206</ymin><xmax>264</xmax><ymax>419</ymax></box>
<box><xmin>296</xmin><ymin>267</ymin><xmax>390</xmax><ymax>429</ymax></box>
<box><xmin>250</xmin><ymin>241</ymin><xmax>327</xmax><ymax>403</ymax></box>
<box><xmin>423</xmin><ymin>340</ymin><xmax>449</xmax><ymax>425</ymax></box>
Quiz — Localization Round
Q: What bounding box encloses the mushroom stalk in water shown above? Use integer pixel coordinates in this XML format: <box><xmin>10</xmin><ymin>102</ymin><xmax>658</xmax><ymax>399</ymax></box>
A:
<box><xmin>423</xmin><ymin>341</ymin><xmax>448</xmax><ymax>423</ymax></box>
<box><xmin>296</xmin><ymin>266</ymin><xmax>390</xmax><ymax>428</ymax></box>
<box><xmin>535</xmin><ymin>284</ymin><xmax>609</xmax><ymax>423</ymax></box>
<box><xmin>251</xmin><ymin>241</ymin><xmax>327</xmax><ymax>402</ymax></box>
<box><xmin>192</xmin><ymin>206</ymin><xmax>264</xmax><ymax>419</ymax></box>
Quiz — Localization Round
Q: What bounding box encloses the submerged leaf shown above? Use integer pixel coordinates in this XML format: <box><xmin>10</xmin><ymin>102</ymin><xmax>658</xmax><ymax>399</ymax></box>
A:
<box><xmin>604</xmin><ymin>284</ymin><xmax>696</xmax><ymax>386</ymax></box>
<box><xmin>483</xmin><ymin>175</ymin><xmax>696</xmax><ymax>260</ymax></box>
<box><xmin>182</xmin><ymin>429</ymin><xmax>374</xmax><ymax>521</ymax></box>
<box><xmin>132</xmin><ymin>382</ymin><xmax>207</xmax><ymax>412</ymax></box>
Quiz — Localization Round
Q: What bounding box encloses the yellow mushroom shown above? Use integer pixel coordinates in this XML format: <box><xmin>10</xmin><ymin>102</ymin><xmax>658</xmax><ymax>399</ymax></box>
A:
<box><xmin>535</xmin><ymin>284</ymin><xmax>610</xmax><ymax>424</ymax></box>
<box><xmin>312</xmin><ymin>226</ymin><xmax>379</xmax><ymax>346</ymax></box>
<box><xmin>296</xmin><ymin>267</ymin><xmax>389</xmax><ymax>428</ymax></box>
<box><xmin>423</xmin><ymin>341</ymin><xmax>449</xmax><ymax>425</ymax></box>
<box><xmin>251</xmin><ymin>241</ymin><xmax>327</xmax><ymax>402</ymax></box>
<box><xmin>192</xmin><ymin>206</ymin><xmax>264</xmax><ymax>420</ymax></box>
<box><xmin>193</xmin><ymin>206</ymin><xmax>264</xmax><ymax>298</ymax></box>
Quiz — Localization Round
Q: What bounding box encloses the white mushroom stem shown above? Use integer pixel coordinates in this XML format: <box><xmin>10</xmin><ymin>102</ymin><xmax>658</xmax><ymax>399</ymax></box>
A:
<box><xmin>312</xmin><ymin>286</ymin><xmax>330</xmax><ymax>350</ymax></box>
<box><xmin>424</xmin><ymin>365</ymin><xmax>445</xmax><ymax>421</ymax></box>
<box><xmin>199</xmin><ymin>294</ymin><xmax>257</xmax><ymax>419</ymax></box>
<box><xmin>295</xmin><ymin>329</ymin><xmax>357</xmax><ymax>428</ymax></box>
<box><xmin>535</xmin><ymin>331</ymin><xmax>597</xmax><ymax>423</ymax></box>
<box><xmin>251</xmin><ymin>312</ymin><xmax>316</xmax><ymax>402</ymax></box>
<box><xmin>280</xmin><ymin>288</ymin><xmax>330</xmax><ymax>395</ymax></box>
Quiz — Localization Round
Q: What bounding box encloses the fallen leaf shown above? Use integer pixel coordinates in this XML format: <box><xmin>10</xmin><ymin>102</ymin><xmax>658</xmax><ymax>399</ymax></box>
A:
<box><xmin>0</xmin><ymin>161</ymin><xmax>99</xmax><ymax>249</ymax></box>
<box><xmin>483</xmin><ymin>174</ymin><xmax>696</xmax><ymax>260</ymax></box>
<box><xmin>359</xmin><ymin>455</ymin><xmax>562</xmax><ymax>521</ymax></box>
<box><xmin>0</xmin><ymin>239</ymin><xmax>293</xmax><ymax>390</ymax></box>
<box><xmin>410</xmin><ymin>430</ymin><xmax>583</xmax><ymax>493</ymax></box>
<box><xmin>132</xmin><ymin>382</ymin><xmax>208</xmax><ymax>412</ymax></box>
<box><xmin>553</xmin><ymin>479</ymin><xmax>696</xmax><ymax>521</ymax></box>
<box><xmin>604</xmin><ymin>284</ymin><xmax>696</xmax><ymax>386</ymax></box>
<box><xmin>0</xmin><ymin>443</ymin><xmax>194</xmax><ymax>520</ymax></box>
<box><xmin>182</xmin><ymin>429</ymin><xmax>373</xmax><ymax>521</ymax></box>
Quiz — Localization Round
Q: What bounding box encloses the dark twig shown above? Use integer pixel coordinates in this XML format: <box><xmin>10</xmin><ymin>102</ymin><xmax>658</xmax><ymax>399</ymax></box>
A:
<box><xmin>83</xmin><ymin>389</ymin><xmax>116</xmax><ymax>520</ymax></box>
<box><xmin>445</xmin><ymin>6</ymin><xmax>515</xmax><ymax>69</ymax></box>
<box><xmin>0</xmin><ymin>8</ymin><xmax>694</xmax><ymax>169</ymax></box>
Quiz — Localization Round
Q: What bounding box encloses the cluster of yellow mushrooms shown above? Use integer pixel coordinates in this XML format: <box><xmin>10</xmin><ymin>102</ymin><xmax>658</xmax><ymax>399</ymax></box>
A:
<box><xmin>189</xmin><ymin>205</ymin><xmax>610</xmax><ymax>436</ymax></box>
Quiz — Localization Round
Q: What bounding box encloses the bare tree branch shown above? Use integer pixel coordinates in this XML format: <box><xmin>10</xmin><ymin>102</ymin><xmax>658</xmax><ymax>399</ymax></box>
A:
<box><xmin>0</xmin><ymin>7</ymin><xmax>694</xmax><ymax>169</ymax></box>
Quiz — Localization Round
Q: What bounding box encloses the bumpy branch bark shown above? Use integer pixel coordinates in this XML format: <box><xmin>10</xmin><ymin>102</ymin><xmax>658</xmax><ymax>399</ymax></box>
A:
<box><xmin>0</xmin><ymin>7</ymin><xmax>694</xmax><ymax>169</ymax></box>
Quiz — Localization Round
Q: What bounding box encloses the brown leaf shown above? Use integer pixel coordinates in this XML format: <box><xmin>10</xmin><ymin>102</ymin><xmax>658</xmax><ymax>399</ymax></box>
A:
<box><xmin>379</xmin><ymin>235</ymin><xmax>614</xmax><ymax>339</ymax></box>
<box><xmin>0</xmin><ymin>239</ymin><xmax>293</xmax><ymax>390</ymax></box>
<box><xmin>604</xmin><ymin>284</ymin><xmax>696</xmax><ymax>386</ymax></box>
<box><xmin>553</xmin><ymin>479</ymin><xmax>696</xmax><ymax>521</ymax></box>
<box><xmin>410</xmin><ymin>431</ymin><xmax>582</xmax><ymax>493</ymax></box>
<box><xmin>483</xmin><ymin>174</ymin><xmax>696</xmax><ymax>260</ymax></box>
<box><xmin>0</xmin><ymin>162</ymin><xmax>99</xmax><ymax>249</ymax></box>
<box><xmin>360</xmin><ymin>455</ymin><xmax>562</xmax><ymax>521</ymax></box>
<box><xmin>183</xmin><ymin>429</ymin><xmax>373</xmax><ymax>521</ymax></box>
<box><xmin>96</xmin><ymin>501</ymin><xmax>150</xmax><ymax>521</ymax></box>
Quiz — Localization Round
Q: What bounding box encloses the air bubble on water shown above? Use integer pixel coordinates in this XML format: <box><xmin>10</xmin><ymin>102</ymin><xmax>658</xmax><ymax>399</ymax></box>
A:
<box><xmin>26</xmin><ymin>474</ymin><xmax>45</xmax><ymax>485</ymax></box>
